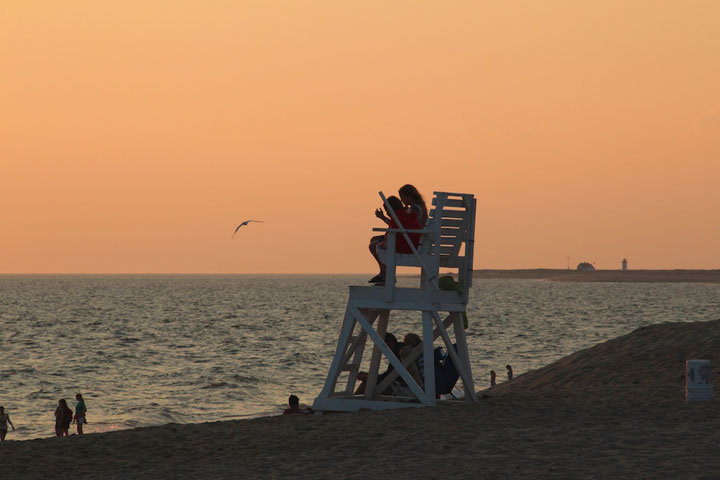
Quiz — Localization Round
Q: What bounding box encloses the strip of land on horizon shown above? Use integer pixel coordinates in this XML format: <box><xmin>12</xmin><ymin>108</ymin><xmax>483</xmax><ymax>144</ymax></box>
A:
<box><xmin>473</xmin><ymin>269</ymin><xmax>720</xmax><ymax>283</ymax></box>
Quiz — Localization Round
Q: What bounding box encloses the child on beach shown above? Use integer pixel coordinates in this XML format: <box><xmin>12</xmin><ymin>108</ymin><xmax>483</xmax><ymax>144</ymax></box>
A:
<box><xmin>283</xmin><ymin>395</ymin><xmax>312</xmax><ymax>415</ymax></box>
<box><xmin>0</xmin><ymin>406</ymin><xmax>16</xmax><ymax>441</ymax></box>
<box><xmin>74</xmin><ymin>393</ymin><xmax>87</xmax><ymax>436</ymax></box>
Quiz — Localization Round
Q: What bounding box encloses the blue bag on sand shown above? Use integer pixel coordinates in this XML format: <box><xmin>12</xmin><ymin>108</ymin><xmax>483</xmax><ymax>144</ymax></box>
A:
<box><xmin>434</xmin><ymin>344</ymin><xmax>460</xmax><ymax>395</ymax></box>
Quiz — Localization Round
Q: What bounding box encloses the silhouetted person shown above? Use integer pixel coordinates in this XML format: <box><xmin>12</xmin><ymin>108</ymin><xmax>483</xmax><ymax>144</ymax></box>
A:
<box><xmin>0</xmin><ymin>406</ymin><xmax>16</xmax><ymax>441</ymax></box>
<box><xmin>369</xmin><ymin>195</ymin><xmax>422</xmax><ymax>284</ymax></box>
<box><xmin>398</xmin><ymin>184</ymin><xmax>428</xmax><ymax>226</ymax></box>
<box><xmin>74</xmin><ymin>393</ymin><xmax>87</xmax><ymax>435</ymax></box>
<box><xmin>490</xmin><ymin>370</ymin><xmax>496</xmax><ymax>387</ymax></box>
<box><xmin>506</xmin><ymin>364</ymin><xmax>513</xmax><ymax>381</ymax></box>
<box><xmin>55</xmin><ymin>399</ymin><xmax>73</xmax><ymax>437</ymax></box>
<box><xmin>355</xmin><ymin>332</ymin><xmax>404</xmax><ymax>395</ymax></box>
<box><xmin>283</xmin><ymin>395</ymin><xmax>312</xmax><ymax>415</ymax></box>
<box><xmin>369</xmin><ymin>185</ymin><xmax>428</xmax><ymax>284</ymax></box>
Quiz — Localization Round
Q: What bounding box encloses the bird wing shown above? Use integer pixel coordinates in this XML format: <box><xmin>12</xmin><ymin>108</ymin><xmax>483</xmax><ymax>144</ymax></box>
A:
<box><xmin>232</xmin><ymin>220</ymin><xmax>264</xmax><ymax>237</ymax></box>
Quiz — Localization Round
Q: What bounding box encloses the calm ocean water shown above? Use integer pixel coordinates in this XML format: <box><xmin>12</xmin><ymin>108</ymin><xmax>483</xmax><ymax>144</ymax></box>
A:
<box><xmin>1</xmin><ymin>274</ymin><xmax>718</xmax><ymax>441</ymax></box>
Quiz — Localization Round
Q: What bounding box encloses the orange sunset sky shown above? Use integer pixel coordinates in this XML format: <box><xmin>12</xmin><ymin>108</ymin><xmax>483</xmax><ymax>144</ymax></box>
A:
<box><xmin>2</xmin><ymin>1</ymin><xmax>719</xmax><ymax>274</ymax></box>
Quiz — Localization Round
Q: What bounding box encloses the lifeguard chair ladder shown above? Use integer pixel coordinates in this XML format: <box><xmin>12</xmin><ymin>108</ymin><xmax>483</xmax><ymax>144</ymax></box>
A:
<box><xmin>313</xmin><ymin>191</ymin><xmax>479</xmax><ymax>412</ymax></box>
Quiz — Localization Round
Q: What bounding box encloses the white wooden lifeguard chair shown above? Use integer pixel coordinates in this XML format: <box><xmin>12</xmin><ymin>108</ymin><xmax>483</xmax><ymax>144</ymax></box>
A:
<box><xmin>313</xmin><ymin>191</ymin><xmax>479</xmax><ymax>412</ymax></box>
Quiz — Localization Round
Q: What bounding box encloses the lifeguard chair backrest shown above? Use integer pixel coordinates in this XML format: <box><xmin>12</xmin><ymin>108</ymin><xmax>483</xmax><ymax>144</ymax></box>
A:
<box><xmin>429</xmin><ymin>192</ymin><xmax>476</xmax><ymax>299</ymax></box>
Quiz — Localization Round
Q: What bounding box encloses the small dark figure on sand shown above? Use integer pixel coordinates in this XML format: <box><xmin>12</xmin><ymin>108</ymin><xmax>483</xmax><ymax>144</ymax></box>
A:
<box><xmin>283</xmin><ymin>395</ymin><xmax>313</xmax><ymax>415</ymax></box>
<box><xmin>74</xmin><ymin>393</ymin><xmax>87</xmax><ymax>436</ymax></box>
<box><xmin>506</xmin><ymin>364</ymin><xmax>513</xmax><ymax>381</ymax></box>
<box><xmin>490</xmin><ymin>370</ymin><xmax>496</xmax><ymax>387</ymax></box>
<box><xmin>0</xmin><ymin>406</ymin><xmax>16</xmax><ymax>441</ymax></box>
<box><xmin>54</xmin><ymin>399</ymin><xmax>73</xmax><ymax>437</ymax></box>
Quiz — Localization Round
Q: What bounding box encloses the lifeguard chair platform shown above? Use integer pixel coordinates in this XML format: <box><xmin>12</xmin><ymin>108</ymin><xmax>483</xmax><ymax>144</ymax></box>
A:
<box><xmin>313</xmin><ymin>191</ymin><xmax>478</xmax><ymax>412</ymax></box>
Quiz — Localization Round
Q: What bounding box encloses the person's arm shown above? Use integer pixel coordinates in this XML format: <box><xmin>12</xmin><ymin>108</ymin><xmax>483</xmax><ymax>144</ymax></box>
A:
<box><xmin>7</xmin><ymin>415</ymin><xmax>14</xmax><ymax>430</ymax></box>
<box><xmin>375</xmin><ymin>208</ymin><xmax>390</xmax><ymax>225</ymax></box>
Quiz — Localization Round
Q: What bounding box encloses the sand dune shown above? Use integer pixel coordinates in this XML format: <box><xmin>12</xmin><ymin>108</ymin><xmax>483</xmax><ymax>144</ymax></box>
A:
<box><xmin>3</xmin><ymin>320</ymin><xmax>720</xmax><ymax>479</ymax></box>
<box><xmin>488</xmin><ymin>319</ymin><xmax>720</xmax><ymax>390</ymax></box>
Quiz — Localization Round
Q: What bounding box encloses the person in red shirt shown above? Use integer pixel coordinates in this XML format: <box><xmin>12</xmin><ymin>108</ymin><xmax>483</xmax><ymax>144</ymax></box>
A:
<box><xmin>369</xmin><ymin>196</ymin><xmax>422</xmax><ymax>284</ymax></box>
<box><xmin>369</xmin><ymin>185</ymin><xmax>427</xmax><ymax>282</ymax></box>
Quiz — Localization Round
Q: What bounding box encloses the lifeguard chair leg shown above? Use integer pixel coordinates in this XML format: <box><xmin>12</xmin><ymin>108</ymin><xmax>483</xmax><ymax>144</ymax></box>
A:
<box><xmin>452</xmin><ymin>312</ymin><xmax>478</xmax><ymax>402</ymax></box>
<box><xmin>422</xmin><ymin>310</ymin><xmax>436</xmax><ymax>404</ymax></box>
<box><xmin>364</xmin><ymin>309</ymin><xmax>389</xmax><ymax>399</ymax></box>
<box><xmin>316</xmin><ymin>309</ymin><xmax>356</xmax><ymax>401</ymax></box>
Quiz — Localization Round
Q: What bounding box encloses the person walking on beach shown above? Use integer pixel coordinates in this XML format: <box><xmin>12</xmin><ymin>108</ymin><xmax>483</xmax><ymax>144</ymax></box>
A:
<box><xmin>54</xmin><ymin>399</ymin><xmax>73</xmax><ymax>437</ymax></box>
<box><xmin>506</xmin><ymin>364</ymin><xmax>513</xmax><ymax>381</ymax></box>
<box><xmin>74</xmin><ymin>393</ymin><xmax>87</xmax><ymax>436</ymax></box>
<box><xmin>490</xmin><ymin>370</ymin><xmax>496</xmax><ymax>387</ymax></box>
<box><xmin>0</xmin><ymin>406</ymin><xmax>16</xmax><ymax>441</ymax></box>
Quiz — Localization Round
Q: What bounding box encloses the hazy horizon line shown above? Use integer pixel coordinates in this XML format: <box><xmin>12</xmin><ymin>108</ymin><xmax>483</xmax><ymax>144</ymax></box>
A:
<box><xmin>2</xmin><ymin>267</ymin><xmax>719</xmax><ymax>276</ymax></box>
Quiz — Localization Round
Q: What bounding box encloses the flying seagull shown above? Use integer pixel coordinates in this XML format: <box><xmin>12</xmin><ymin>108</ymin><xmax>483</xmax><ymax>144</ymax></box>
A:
<box><xmin>232</xmin><ymin>220</ymin><xmax>263</xmax><ymax>237</ymax></box>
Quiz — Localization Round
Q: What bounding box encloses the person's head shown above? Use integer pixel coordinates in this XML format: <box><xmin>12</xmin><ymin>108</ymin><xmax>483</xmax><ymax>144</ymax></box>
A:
<box><xmin>59</xmin><ymin>399</ymin><xmax>67</xmax><ymax>407</ymax></box>
<box><xmin>384</xmin><ymin>332</ymin><xmax>398</xmax><ymax>349</ymax></box>
<box><xmin>384</xmin><ymin>196</ymin><xmax>403</xmax><ymax>215</ymax></box>
<box><xmin>0</xmin><ymin>406</ymin><xmax>4</xmax><ymax>413</ymax></box>
<box><xmin>288</xmin><ymin>395</ymin><xmax>299</xmax><ymax>407</ymax></box>
<box><xmin>506</xmin><ymin>365</ymin><xmax>511</xmax><ymax>369</ymax></box>
<box><xmin>403</xmin><ymin>333</ymin><xmax>421</xmax><ymax>347</ymax></box>
<box><xmin>76</xmin><ymin>393</ymin><xmax>83</xmax><ymax>401</ymax></box>
<box><xmin>398</xmin><ymin>184</ymin><xmax>424</xmax><ymax>207</ymax></box>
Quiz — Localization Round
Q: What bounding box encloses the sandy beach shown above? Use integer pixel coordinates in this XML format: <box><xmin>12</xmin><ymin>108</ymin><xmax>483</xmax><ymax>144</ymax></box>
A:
<box><xmin>3</xmin><ymin>319</ymin><xmax>720</xmax><ymax>479</ymax></box>
<box><xmin>475</xmin><ymin>269</ymin><xmax>720</xmax><ymax>283</ymax></box>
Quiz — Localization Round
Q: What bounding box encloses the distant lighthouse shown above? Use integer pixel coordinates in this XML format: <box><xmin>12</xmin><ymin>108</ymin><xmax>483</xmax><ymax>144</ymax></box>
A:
<box><xmin>622</xmin><ymin>258</ymin><xmax>628</xmax><ymax>271</ymax></box>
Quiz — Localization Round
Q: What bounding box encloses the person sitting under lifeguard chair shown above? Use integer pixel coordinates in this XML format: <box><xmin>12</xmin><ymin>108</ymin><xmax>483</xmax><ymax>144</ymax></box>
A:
<box><xmin>401</xmin><ymin>333</ymin><xmax>461</xmax><ymax>398</ymax></box>
<box><xmin>368</xmin><ymin>196</ymin><xmax>422</xmax><ymax>285</ymax></box>
<box><xmin>354</xmin><ymin>332</ymin><xmax>404</xmax><ymax>395</ymax></box>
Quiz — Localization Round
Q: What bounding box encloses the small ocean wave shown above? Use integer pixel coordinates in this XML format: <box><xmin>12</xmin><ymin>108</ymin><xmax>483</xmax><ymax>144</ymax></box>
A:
<box><xmin>28</xmin><ymin>389</ymin><xmax>54</xmax><ymax>399</ymax></box>
<box><xmin>0</xmin><ymin>367</ymin><xmax>36</xmax><ymax>376</ymax></box>
<box><xmin>229</xmin><ymin>374</ymin><xmax>261</xmax><ymax>384</ymax></box>
<box><xmin>142</xmin><ymin>408</ymin><xmax>190</xmax><ymax>425</ymax></box>
<box><xmin>201</xmin><ymin>381</ymin><xmax>238</xmax><ymax>389</ymax></box>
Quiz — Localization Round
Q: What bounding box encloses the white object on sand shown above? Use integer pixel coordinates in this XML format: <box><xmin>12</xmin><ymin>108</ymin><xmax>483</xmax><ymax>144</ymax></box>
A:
<box><xmin>686</xmin><ymin>359</ymin><xmax>712</xmax><ymax>401</ymax></box>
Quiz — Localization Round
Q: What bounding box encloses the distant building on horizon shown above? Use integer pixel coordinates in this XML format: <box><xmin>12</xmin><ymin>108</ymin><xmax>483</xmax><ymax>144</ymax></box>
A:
<box><xmin>577</xmin><ymin>262</ymin><xmax>595</xmax><ymax>272</ymax></box>
<box><xmin>622</xmin><ymin>258</ymin><xmax>628</xmax><ymax>271</ymax></box>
